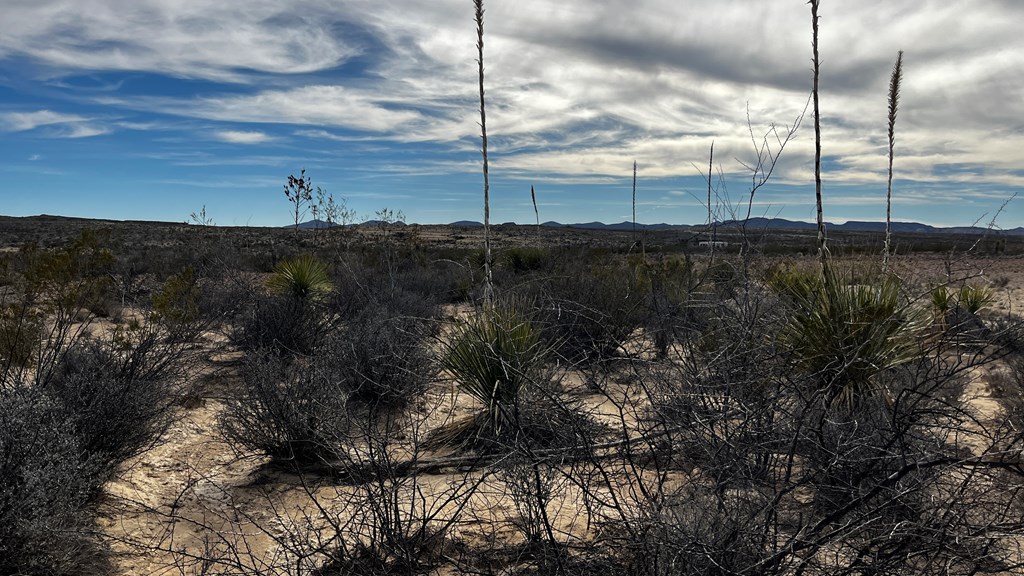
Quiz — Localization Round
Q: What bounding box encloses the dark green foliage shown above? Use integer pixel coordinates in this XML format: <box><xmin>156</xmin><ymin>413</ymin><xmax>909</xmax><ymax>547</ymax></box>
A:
<box><xmin>0</xmin><ymin>304</ymin><xmax>42</xmax><ymax>369</ymax></box>
<box><xmin>776</xmin><ymin>265</ymin><xmax>928</xmax><ymax>407</ymax></box>
<box><xmin>501</xmin><ymin>247</ymin><xmax>548</xmax><ymax>273</ymax></box>
<box><xmin>150</xmin><ymin>266</ymin><xmax>206</xmax><ymax>341</ymax></box>
<box><xmin>440</xmin><ymin>300</ymin><xmax>547</xmax><ymax>437</ymax></box>
<box><xmin>267</xmin><ymin>253</ymin><xmax>333</xmax><ymax>300</ymax></box>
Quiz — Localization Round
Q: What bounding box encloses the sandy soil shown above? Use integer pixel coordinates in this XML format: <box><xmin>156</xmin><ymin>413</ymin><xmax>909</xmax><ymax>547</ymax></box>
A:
<box><xmin>94</xmin><ymin>254</ymin><xmax>1024</xmax><ymax>575</ymax></box>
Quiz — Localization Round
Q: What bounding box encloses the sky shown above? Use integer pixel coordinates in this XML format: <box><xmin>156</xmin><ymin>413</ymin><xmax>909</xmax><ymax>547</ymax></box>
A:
<box><xmin>1</xmin><ymin>0</ymin><xmax>1022</xmax><ymax>228</ymax></box>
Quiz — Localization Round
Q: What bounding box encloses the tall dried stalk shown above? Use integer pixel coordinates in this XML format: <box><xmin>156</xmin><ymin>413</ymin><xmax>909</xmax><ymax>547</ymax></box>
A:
<box><xmin>707</xmin><ymin>141</ymin><xmax>715</xmax><ymax>252</ymax></box>
<box><xmin>474</xmin><ymin>0</ymin><xmax>493</xmax><ymax>305</ymax></box>
<box><xmin>810</xmin><ymin>0</ymin><xmax>827</xmax><ymax>272</ymax></box>
<box><xmin>883</xmin><ymin>50</ymin><xmax>904</xmax><ymax>272</ymax></box>
<box><xmin>632</xmin><ymin>160</ymin><xmax>637</xmax><ymax>244</ymax></box>
<box><xmin>531</xmin><ymin>185</ymin><xmax>539</xmax><ymax>230</ymax></box>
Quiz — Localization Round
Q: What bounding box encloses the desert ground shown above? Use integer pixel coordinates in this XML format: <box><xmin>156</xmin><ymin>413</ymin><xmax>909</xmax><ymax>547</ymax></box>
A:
<box><xmin>4</xmin><ymin>215</ymin><xmax>1024</xmax><ymax>575</ymax></box>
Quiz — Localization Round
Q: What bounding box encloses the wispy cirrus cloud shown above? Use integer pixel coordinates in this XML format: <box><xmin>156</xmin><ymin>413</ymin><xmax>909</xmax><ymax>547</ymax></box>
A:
<box><xmin>1</xmin><ymin>109</ymin><xmax>86</xmax><ymax>131</ymax></box>
<box><xmin>101</xmin><ymin>85</ymin><xmax>426</xmax><ymax>134</ymax></box>
<box><xmin>0</xmin><ymin>109</ymin><xmax>108</xmax><ymax>137</ymax></box>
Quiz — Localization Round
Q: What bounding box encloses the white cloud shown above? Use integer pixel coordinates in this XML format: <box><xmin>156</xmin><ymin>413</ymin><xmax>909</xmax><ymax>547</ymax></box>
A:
<box><xmin>214</xmin><ymin>129</ymin><xmax>273</xmax><ymax>144</ymax></box>
<box><xmin>1</xmin><ymin>109</ymin><xmax>86</xmax><ymax>131</ymax></box>
<box><xmin>0</xmin><ymin>0</ymin><xmax>360</xmax><ymax>82</ymax></box>
<box><xmin>2</xmin><ymin>0</ymin><xmax>1022</xmax><ymax>210</ymax></box>
<box><xmin>63</xmin><ymin>123</ymin><xmax>110</xmax><ymax>138</ymax></box>
<box><xmin>109</xmin><ymin>85</ymin><xmax>424</xmax><ymax>134</ymax></box>
<box><xmin>0</xmin><ymin>109</ymin><xmax>108</xmax><ymax>137</ymax></box>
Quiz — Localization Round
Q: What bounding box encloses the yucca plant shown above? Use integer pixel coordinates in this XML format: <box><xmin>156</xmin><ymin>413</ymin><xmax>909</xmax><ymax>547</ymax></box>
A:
<box><xmin>266</xmin><ymin>254</ymin><xmax>333</xmax><ymax>300</ymax></box>
<box><xmin>957</xmin><ymin>284</ymin><xmax>993</xmax><ymax>314</ymax></box>
<box><xmin>930</xmin><ymin>285</ymin><xmax>952</xmax><ymax>313</ymax></box>
<box><xmin>780</xmin><ymin>265</ymin><xmax>928</xmax><ymax>408</ymax></box>
<box><xmin>438</xmin><ymin>299</ymin><xmax>546</xmax><ymax>444</ymax></box>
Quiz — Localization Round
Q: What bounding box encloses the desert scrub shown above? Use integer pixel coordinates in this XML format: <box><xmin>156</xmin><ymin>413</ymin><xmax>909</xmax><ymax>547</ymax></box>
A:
<box><xmin>0</xmin><ymin>304</ymin><xmax>43</xmax><ymax>370</ymax></box>
<box><xmin>223</xmin><ymin>300</ymin><xmax>434</xmax><ymax>464</ymax></box>
<box><xmin>521</xmin><ymin>259</ymin><xmax>648</xmax><ymax>364</ymax></box>
<box><xmin>640</xmin><ymin>254</ymin><xmax>698</xmax><ymax>357</ymax></box>
<box><xmin>501</xmin><ymin>247</ymin><xmax>548</xmax><ymax>273</ymax></box>
<box><xmin>325</xmin><ymin>303</ymin><xmax>435</xmax><ymax>408</ymax></box>
<box><xmin>222</xmin><ymin>349</ymin><xmax>353</xmax><ymax>465</ymax></box>
<box><xmin>150</xmin><ymin>266</ymin><xmax>205</xmax><ymax>341</ymax></box>
<box><xmin>39</xmin><ymin>333</ymin><xmax>183</xmax><ymax>487</ymax></box>
<box><xmin>233</xmin><ymin>289</ymin><xmax>333</xmax><ymax>357</ymax></box>
<box><xmin>0</xmin><ymin>384</ymin><xmax>109</xmax><ymax>576</ymax></box>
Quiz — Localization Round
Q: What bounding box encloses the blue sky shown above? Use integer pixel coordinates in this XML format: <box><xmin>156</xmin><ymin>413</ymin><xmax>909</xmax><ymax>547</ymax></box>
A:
<box><xmin>1</xmin><ymin>0</ymin><xmax>1022</xmax><ymax>227</ymax></box>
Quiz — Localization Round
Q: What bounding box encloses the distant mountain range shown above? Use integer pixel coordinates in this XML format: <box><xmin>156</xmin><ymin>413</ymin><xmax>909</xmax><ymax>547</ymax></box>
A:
<box><xmin>444</xmin><ymin>217</ymin><xmax>1024</xmax><ymax>235</ymax></box>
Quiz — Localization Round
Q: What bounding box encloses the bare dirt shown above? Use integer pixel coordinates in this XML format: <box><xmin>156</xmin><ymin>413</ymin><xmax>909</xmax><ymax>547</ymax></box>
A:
<box><xmin>87</xmin><ymin>252</ymin><xmax>1024</xmax><ymax>575</ymax></box>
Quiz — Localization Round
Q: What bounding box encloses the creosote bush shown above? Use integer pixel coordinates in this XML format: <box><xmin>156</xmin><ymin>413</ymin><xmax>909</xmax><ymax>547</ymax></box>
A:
<box><xmin>325</xmin><ymin>304</ymin><xmax>435</xmax><ymax>408</ymax></box>
<box><xmin>0</xmin><ymin>384</ymin><xmax>106</xmax><ymax>576</ymax></box>
<box><xmin>224</xmin><ymin>296</ymin><xmax>436</xmax><ymax>466</ymax></box>
<box><xmin>516</xmin><ymin>258</ymin><xmax>648</xmax><ymax>364</ymax></box>
<box><xmin>222</xmin><ymin>349</ymin><xmax>354</xmax><ymax>465</ymax></box>
<box><xmin>234</xmin><ymin>291</ymin><xmax>333</xmax><ymax>357</ymax></box>
<box><xmin>40</xmin><ymin>334</ymin><xmax>183</xmax><ymax>486</ymax></box>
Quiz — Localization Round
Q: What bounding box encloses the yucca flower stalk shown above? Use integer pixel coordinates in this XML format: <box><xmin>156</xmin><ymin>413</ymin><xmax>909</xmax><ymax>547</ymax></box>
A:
<box><xmin>810</xmin><ymin>0</ymin><xmax>828</xmax><ymax>272</ymax></box>
<box><xmin>474</xmin><ymin>0</ymin><xmax>493</xmax><ymax>306</ymax></box>
<box><xmin>531</xmin><ymin>185</ymin><xmax>539</xmax><ymax>230</ymax></box>
<box><xmin>883</xmin><ymin>50</ymin><xmax>904</xmax><ymax>272</ymax></box>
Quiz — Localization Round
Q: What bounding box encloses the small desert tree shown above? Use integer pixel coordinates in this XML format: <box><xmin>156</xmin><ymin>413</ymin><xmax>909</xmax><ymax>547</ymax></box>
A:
<box><xmin>284</xmin><ymin>169</ymin><xmax>314</xmax><ymax>238</ymax></box>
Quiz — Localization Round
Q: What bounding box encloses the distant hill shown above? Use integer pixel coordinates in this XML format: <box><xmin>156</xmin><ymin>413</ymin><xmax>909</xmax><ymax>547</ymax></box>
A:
<box><xmin>283</xmin><ymin>219</ymin><xmax>339</xmax><ymax>229</ymax></box>
<box><xmin>723</xmin><ymin>217</ymin><xmax>1024</xmax><ymax>236</ymax></box>
<box><xmin>267</xmin><ymin>216</ymin><xmax>1024</xmax><ymax>236</ymax></box>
